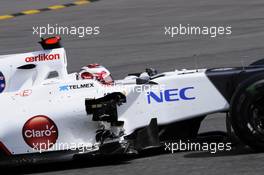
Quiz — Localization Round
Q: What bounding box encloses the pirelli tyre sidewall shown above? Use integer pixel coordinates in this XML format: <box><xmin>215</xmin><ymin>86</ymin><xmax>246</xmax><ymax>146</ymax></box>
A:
<box><xmin>231</xmin><ymin>73</ymin><xmax>264</xmax><ymax>151</ymax></box>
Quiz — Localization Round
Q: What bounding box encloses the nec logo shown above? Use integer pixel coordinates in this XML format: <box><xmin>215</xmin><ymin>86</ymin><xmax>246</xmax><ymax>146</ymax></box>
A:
<box><xmin>147</xmin><ymin>87</ymin><xmax>195</xmax><ymax>104</ymax></box>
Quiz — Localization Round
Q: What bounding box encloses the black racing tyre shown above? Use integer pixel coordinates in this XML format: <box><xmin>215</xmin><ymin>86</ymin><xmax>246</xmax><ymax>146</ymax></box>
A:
<box><xmin>230</xmin><ymin>73</ymin><xmax>264</xmax><ymax>151</ymax></box>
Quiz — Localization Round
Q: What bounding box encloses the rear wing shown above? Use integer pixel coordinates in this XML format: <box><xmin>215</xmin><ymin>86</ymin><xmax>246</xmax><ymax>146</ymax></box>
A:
<box><xmin>0</xmin><ymin>48</ymin><xmax>68</xmax><ymax>93</ymax></box>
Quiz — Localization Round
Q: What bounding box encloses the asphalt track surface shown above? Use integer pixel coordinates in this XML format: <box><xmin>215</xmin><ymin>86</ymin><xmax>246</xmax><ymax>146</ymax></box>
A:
<box><xmin>1</xmin><ymin>0</ymin><xmax>264</xmax><ymax>174</ymax></box>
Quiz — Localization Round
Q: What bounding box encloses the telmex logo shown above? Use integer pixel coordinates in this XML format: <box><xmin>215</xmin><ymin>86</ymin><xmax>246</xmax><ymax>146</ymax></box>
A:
<box><xmin>59</xmin><ymin>83</ymin><xmax>94</xmax><ymax>91</ymax></box>
<box><xmin>147</xmin><ymin>87</ymin><xmax>195</xmax><ymax>104</ymax></box>
<box><xmin>22</xmin><ymin>115</ymin><xmax>58</xmax><ymax>150</ymax></box>
<box><xmin>25</xmin><ymin>53</ymin><xmax>60</xmax><ymax>62</ymax></box>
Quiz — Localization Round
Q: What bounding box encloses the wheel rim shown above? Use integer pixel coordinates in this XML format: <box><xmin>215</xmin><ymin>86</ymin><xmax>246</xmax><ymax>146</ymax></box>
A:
<box><xmin>249</xmin><ymin>97</ymin><xmax>264</xmax><ymax>136</ymax></box>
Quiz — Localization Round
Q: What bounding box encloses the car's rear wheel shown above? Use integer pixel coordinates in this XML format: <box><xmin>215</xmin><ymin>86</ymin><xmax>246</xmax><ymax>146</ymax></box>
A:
<box><xmin>230</xmin><ymin>74</ymin><xmax>264</xmax><ymax>151</ymax></box>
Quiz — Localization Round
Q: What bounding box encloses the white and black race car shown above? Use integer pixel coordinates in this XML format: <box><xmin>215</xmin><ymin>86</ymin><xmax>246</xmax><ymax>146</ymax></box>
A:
<box><xmin>0</xmin><ymin>36</ymin><xmax>264</xmax><ymax>165</ymax></box>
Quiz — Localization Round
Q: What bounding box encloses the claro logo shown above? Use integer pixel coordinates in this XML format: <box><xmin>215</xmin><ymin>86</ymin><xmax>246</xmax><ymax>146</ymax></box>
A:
<box><xmin>22</xmin><ymin>115</ymin><xmax>58</xmax><ymax>150</ymax></box>
<box><xmin>25</xmin><ymin>53</ymin><xmax>60</xmax><ymax>62</ymax></box>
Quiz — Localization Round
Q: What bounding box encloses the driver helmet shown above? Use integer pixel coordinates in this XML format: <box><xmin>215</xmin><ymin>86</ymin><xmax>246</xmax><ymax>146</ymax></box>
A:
<box><xmin>78</xmin><ymin>63</ymin><xmax>113</xmax><ymax>84</ymax></box>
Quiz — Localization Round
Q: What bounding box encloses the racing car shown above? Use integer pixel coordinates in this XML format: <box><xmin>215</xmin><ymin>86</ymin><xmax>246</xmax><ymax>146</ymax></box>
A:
<box><xmin>0</xmin><ymin>36</ymin><xmax>264</xmax><ymax>165</ymax></box>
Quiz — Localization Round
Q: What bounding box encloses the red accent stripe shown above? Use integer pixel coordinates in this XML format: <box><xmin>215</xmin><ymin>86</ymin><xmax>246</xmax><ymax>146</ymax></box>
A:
<box><xmin>0</xmin><ymin>141</ymin><xmax>12</xmax><ymax>156</ymax></box>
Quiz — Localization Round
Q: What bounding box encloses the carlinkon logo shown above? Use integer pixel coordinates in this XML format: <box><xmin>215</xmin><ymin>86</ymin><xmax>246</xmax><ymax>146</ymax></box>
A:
<box><xmin>25</xmin><ymin>53</ymin><xmax>60</xmax><ymax>62</ymax></box>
